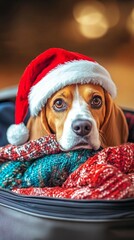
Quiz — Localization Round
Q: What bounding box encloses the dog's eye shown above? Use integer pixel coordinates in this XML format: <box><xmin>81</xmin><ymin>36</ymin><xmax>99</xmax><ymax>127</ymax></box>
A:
<box><xmin>90</xmin><ymin>96</ymin><xmax>102</xmax><ymax>109</ymax></box>
<box><xmin>53</xmin><ymin>98</ymin><xmax>67</xmax><ymax>111</ymax></box>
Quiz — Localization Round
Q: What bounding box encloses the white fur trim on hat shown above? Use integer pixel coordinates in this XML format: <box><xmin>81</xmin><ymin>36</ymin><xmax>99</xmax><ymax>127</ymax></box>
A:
<box><xmin>29</xmin><ymin>60</ymin><xmax>117</xmax><ymax>116</ymax></box>
<box><xmin>7</xmin><ymin>123</ymin><xmax>29</xmax><ymax>145</ymax></box>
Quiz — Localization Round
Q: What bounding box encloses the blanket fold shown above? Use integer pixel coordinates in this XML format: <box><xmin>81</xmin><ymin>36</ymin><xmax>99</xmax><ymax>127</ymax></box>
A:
<box><xmin>0</xmin><ymin>135</ymin><xmax>134</xmax><ymax>200</ymax></box>
<box><xmin>0</xmin><ymin>135</ymin><xmax>60</xmax><ymax>162</ymax></box>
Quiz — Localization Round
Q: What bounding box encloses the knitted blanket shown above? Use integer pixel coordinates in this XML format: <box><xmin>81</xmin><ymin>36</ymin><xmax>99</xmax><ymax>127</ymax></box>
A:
<box><xmin>0</xmin><ymin>135</ymin><xmax>100</xmax><ymax>189</ymax></box>
<box><xmin>0</xmin><ymin>135</ymin><xmax>134</xmax><ymax>200</ymax></box>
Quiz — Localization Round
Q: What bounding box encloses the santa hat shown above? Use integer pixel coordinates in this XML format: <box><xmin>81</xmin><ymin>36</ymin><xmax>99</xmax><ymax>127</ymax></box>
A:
<box><xmin>7</xmin><ymin>47</ymin><xmax>117</xmax><ymax>145</ymax></box>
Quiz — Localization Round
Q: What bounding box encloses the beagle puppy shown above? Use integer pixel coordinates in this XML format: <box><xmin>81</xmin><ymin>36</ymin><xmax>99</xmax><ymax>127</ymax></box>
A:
<box><xmin>27</xmin><ymin>83</ymin><xmax>128</xmax><ymax>151</ymax></box>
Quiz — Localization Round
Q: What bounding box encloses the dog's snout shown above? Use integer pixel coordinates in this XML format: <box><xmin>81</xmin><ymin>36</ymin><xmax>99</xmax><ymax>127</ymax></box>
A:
<box><xmin>71</xmin><ymin>119</ymin><xmax>92</xmax><ymax>136</ymax></box>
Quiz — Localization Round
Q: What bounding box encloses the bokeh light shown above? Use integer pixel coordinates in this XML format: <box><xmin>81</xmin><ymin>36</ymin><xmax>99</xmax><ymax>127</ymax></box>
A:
<box><xmin>79</xmin><ymin>16</ymin><xmax>108</xmax><ymax>39</ymax></box>
<box><xmin>73</xmin><ymin>1</ymin><xmax>120</xmax><ymax>39</ymax></box>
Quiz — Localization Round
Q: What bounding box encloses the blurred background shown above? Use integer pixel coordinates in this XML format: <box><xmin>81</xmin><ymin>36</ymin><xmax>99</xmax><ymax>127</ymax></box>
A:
<box><xmin>0</xmin><ymin>0</ymin><xmax>134</xmax><ymax>109</ymax></box>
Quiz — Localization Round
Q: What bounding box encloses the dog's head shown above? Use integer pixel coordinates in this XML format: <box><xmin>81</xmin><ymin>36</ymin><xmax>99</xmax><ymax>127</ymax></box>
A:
<box><xmin>27</xmin><ymin>83</ymin><xmax>128</xmax><ymax>151</ymax></box>
<box><xmin>6</xmin><ymin>48</ymin><xmax>128</xmax><ymax>147</ymax></box>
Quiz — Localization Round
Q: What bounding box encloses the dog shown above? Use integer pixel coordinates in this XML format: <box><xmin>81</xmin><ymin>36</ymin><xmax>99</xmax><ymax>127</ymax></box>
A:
<box><xmin>27</xmin><ymin>83</ymin><xmax>128</xmax><ymax>151</ymax></box>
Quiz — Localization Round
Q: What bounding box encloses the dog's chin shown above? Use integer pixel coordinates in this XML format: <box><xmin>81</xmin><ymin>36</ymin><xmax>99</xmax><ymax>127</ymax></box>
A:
<box><xmin>59</xmin><ymin>140</ymin><xmax>100</xmax><ymax>152</ymax></box>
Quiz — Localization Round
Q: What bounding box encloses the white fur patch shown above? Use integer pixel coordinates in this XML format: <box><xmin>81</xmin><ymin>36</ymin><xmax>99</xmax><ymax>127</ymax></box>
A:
<box><xmin>29</xmin><ymin>60</ymin><xmax>117</xmax><ymax>116</ymax></box>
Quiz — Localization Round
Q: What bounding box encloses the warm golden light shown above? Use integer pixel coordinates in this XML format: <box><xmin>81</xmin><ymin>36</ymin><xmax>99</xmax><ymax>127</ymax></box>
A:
<box><xmin>79</xmin><ymin>17</ymin><xmax>108</xmax><ymax>39</ymax></box>
<box><xmin>73</xmin><ymin>2</ymin><xmax>105</xmax><ymax>24</ymax></box>
<box><xmin>73</xmin><ymin>1</ymin><xmax>109</xmax><ymax>39</ymax></box>
<box><xmin>126</xmin><ymin>8</ymin><xmax>134</xmax><ymax>35</ymax></box>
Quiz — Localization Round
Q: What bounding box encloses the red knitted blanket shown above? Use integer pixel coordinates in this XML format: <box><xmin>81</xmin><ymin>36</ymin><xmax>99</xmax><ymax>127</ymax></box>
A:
<box><xmin>14</xmin><ymin>143</ymin><xmax>134</xmax><ymax>199</ymax></box>
<box><xmin>0</xmin><ymin>136</ymin><xmax>134</xmax><ymax>200</ymax></box>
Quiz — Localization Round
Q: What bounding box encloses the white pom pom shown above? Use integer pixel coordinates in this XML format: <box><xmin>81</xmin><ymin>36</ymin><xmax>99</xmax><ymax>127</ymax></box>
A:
<box><xmin>7</xmin><ymin>123</ymin><xmax>29</xmax><ymax>145</ymax></box>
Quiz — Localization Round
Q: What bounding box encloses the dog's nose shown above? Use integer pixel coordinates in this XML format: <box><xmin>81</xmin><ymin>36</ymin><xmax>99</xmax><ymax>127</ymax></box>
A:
<box><xmin>71</xmin><ymin>119</ymin><xmax>92</xmax><ymax>136</ymax></box>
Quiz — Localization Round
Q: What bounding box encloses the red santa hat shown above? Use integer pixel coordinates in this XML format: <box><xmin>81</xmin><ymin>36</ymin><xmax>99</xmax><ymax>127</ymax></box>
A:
<box><xmin>7</xmin><ymin>47</ymin><xmax>117</xmax><ymax>145</ymax></box>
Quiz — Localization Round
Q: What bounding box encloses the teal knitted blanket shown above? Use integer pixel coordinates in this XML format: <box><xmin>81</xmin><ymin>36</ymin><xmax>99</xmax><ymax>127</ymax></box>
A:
<box><xmin>0</xmin><ymin>148</ymin><xmax>98</xmax><ymax>189</ymax></box>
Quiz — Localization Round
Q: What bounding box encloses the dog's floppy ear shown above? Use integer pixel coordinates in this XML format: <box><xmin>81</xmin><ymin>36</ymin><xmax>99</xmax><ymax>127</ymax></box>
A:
<box><xmin>100</xmin><ymin>92</ymin><xmax>128</xmax><ymax>148</ymax></box>
<box><xmin>27</xmin><ymin>108</ymin><xmax>51</xmax><ymax>140</ymax></box>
